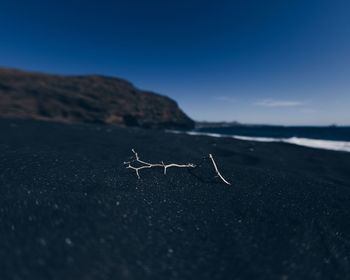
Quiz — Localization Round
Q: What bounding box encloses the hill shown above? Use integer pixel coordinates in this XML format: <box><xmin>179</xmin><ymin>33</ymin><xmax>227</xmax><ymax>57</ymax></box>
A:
<box><xmin>0</xmin><ymin>68</ymin><xmax>194</xmax><ymax>129</ymax></box>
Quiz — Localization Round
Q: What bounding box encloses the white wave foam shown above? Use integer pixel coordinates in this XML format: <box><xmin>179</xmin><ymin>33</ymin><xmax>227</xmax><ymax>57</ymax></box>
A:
<box><xmin>167</xmin><ymin>130</ymin><xmax>350</xmax><ymax>152</ymax></box>
<box><xmin>283</xmin><ymin>137</ymin><xmax>350</xmax><ymax>152</ymax></box>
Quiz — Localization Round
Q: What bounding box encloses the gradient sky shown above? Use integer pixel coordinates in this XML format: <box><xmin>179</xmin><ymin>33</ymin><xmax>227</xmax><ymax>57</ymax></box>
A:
<box><xmin>0</xmin><ymin>0</ymin><xmax>349</xmax><ymax>125</ymax></box>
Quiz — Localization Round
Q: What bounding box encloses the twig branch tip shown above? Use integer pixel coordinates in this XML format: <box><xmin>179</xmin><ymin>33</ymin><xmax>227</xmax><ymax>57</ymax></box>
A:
<box><xmin>209</xmin><ymin>154</ymin><xmax>231</xmax><ymax>185</ymax></box>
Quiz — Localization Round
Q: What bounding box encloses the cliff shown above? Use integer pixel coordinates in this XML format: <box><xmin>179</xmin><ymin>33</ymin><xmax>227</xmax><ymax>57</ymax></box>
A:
<box><xmin>0</xmin><ymin>68</ymin><xmax>194</xmax><ymax>129</ymax></box>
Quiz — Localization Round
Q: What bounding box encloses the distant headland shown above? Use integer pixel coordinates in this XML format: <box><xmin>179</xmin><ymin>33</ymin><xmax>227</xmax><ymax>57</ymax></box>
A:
<box><xmin>0</xmin><ymin>67</ymin><xmax>194</xmax><ymax>129</ymax></box>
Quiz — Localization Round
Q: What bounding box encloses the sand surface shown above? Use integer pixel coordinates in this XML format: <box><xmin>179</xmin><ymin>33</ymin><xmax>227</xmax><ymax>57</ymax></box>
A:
<box><xmin>1</xmin><ymin>120</ymin><xmax>350</xmax><ymax>279</ymax></box>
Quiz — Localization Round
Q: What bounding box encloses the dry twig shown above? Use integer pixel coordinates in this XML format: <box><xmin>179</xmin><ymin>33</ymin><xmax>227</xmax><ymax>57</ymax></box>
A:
<box><xmin>124</xmin><ymin>149</ymin><xmax>231</xmax><ymax>185</ymax></box>
<box><xmin>162</xmin><ymin>162</ymin><xmax>196</xmax><ymax>175</ymax></box>
<box><xmin>124</xmin><ymin>149</ymin><xmax>195</xmax><ymax>179</ymax></box>
<box><xmin>209</xmin><ymin>154</ymin><xmax>231</xmax><ymax>185</ymax></box>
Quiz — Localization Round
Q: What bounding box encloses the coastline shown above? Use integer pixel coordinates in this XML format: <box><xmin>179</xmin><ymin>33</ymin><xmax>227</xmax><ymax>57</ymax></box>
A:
<box><xmin>169</xmin><ymin>130</ymin><xmax>350</xmax><ymax>153</ymax></box>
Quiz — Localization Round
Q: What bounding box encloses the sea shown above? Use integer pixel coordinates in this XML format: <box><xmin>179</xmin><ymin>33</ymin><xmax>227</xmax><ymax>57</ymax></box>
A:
<box><xmin>171</xmin><ymin>126</ymin><xmax>350</xmax><ymax>152</ymax></box>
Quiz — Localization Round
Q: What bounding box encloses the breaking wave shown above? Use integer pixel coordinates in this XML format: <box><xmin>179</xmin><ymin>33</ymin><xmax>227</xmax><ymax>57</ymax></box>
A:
<box><xmin>169</xmin><ymin>130</ymin><xmax>350</xmax><ymax>152</ymax></box>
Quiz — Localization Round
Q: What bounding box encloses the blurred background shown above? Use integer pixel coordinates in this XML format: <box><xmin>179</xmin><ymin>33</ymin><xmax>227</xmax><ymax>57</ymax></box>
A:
<box><xmin>0</xmin><ymin>0</ymin><xmax>349</xmax><ymax>150</ymax></box>
<box><xmin>1</xmin><ymin>0</ymin><xmax>350</xmax><ymax>124</ymax></box>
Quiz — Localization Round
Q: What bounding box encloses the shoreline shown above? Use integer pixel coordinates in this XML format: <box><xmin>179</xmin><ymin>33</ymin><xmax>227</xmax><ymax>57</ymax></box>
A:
<box><xmin>168</xmin><ymin>129</ymin><xmax>350</xmax><ymax>153</ymax></box>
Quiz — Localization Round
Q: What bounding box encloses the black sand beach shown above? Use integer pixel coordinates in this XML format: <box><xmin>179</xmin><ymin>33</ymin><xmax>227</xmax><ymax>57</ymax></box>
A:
<box><xmin>1</xmin><ymin>119</ymin><xmax>350</xmax><ymax>280</ymax></box>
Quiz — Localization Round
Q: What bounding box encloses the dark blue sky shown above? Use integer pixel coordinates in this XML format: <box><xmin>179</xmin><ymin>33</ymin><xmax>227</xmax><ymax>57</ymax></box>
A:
<box><xmin>1</xmin><ymin>0</ymin><xmax>349</xmax><ymax>124</ymax></box>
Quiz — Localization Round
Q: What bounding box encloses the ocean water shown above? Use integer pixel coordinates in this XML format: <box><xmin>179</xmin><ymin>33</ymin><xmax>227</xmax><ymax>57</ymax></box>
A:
<box><xmin>173</xmin><ymin>126</ymin><xmax>350</xmax><ymax>152</ymax></box>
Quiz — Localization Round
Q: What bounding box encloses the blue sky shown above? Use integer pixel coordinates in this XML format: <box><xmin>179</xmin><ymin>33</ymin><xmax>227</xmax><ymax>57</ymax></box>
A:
<box><xmin>0</xmin><ymin>0</ymin><xmax>349</xmax><ymax>125</ymax></box>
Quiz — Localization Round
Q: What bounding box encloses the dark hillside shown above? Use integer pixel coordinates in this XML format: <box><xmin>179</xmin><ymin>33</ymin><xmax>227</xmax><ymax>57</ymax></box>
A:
<box><xmin>0</xmin><ymin>68</ymin><xmax>194</xmax><ymax>129</ymax></box>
